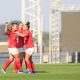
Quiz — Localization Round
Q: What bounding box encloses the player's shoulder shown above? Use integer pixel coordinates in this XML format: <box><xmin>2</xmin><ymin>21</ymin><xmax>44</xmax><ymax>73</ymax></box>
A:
<box><xmin>7</xmin><ymin>29</ymin><xmax>11</xmax><ymax>34</ymax></box>
<box><xmin>29</xmin><ymin>30</ymin><xmax>33</xmax><ymax>34</ymax></box>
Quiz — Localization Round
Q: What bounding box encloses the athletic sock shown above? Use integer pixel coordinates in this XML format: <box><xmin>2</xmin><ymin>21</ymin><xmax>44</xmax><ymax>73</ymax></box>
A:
<box><xmin>15</xmin><ymin>60</ymin><xmax>23</xmax><ymax>71</ymax></box>
<box><xmin>31</xmin><ymin>61</ymin><xmax>35</xmax><ymax>71</ymax></box>
<box><xmin>3</xmin><ymin>59</ymin><xmax>13</xmax><ymax>70</ymax></box>
<box><xmin>14</xmin><ymin>60</ymin><xmax>18</xmax><ymax>72</ymax></box>
<box><xmin>26</xmin><ymin>61</ymin><xmax>33</xmax><ymax>72</ymax></box>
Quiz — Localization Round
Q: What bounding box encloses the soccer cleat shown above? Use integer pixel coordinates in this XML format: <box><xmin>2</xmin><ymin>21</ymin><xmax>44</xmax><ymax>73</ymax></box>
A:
<box><xmin>27</xmin><ymin>71</ymin><xmax>33</xmax><ymax>74</ymax></box>
<box><xmin>25</xmin><ymin>69</ymin><xmax>29</xmax><ymax>73</ymax></box>
<box><xmin>17</xmin><ymin>71</ymin><xmax>24</xmax><ymax>74</ymax></box>
<box><xmin>32</xmin><ymin>71</ymin><xmax>36</xmax><ymax>73</ymax></box>
<box><xmin>1</xmin><ymin>69</ymin><xmax>6</xmax><ymax>74</ymax></box>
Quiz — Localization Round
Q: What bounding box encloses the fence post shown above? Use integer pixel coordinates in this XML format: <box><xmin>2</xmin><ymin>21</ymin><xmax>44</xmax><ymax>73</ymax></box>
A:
<box><xmin>75</xmin><ymin>52</ymin><xmax>78</xmax><ymax>63</ymax></box>
<box><xmin>66</xmin><ymin>52</ymin><xmax>69</xmax><ymax>63</ymax></box>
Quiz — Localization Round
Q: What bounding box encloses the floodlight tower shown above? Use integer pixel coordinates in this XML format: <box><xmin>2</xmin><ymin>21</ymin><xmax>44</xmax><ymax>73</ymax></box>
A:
<box><xmin>21</xmin><ymin>0</ymin><xmax>42</xmax><ymax>63</ymax></box>
<box><xmin>49</xmin><ymin>0</ymin><xmax>61</xmax><ymax>63</ymax></box>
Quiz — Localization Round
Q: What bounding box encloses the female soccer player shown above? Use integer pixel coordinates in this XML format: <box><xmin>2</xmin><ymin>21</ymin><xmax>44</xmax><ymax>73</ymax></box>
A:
<box><xmin>1</xmin><ymin>22</ymin><xmax>23</xmax><ymax>74</ymax></box>
<box><xmin>13</xmin><ymin>21</ymin><xmax>24</xmax><ymax>72</ymax></box>
<box><xmin>16</xmin><ymin>22</ymin><xmax>35</xmax><ymax>74</ymax></box>
<box><xmin>24</xmin><ymin>22</ymin><xmax>35</xmax><ymax>74</ymax></box>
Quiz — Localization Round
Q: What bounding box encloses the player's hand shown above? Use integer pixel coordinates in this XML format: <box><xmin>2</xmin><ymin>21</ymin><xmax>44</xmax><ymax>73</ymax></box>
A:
<box><xmin>4</xmin><ymin>22</ymin><xmax>8</xmax><ymax>27</ymax></box>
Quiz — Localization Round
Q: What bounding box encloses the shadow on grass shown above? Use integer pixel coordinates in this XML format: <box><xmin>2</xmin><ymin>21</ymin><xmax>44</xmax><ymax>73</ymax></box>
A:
<box><xmin>23</xmin><ymin>70</ymin><xmax>47</xmax><ymax>74</ymax></box>
<box><xmin>36</xmin><ymin>71</ymin><xmax>48</xmax><ymax>73</ymax></box>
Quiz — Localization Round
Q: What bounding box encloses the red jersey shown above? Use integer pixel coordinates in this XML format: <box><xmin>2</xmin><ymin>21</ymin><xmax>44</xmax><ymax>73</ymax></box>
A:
<box><xmin>7</xmin><ymin>30</ymin><xmax>18</xmax><ymax>48</ymax></box>
<box><xmin>16</xmin><ymin>28</ymin><xmax>24</xmax><ymax>48</ymax></box>
<box><xmin>23</xmin><ymin>30</ymin><xmax>34</xmax><ymax>48</ymax></box>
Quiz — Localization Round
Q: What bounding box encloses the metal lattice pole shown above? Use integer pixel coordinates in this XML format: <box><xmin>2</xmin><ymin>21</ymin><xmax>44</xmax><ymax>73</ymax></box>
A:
<box><xmin>21</xmin><ymin>0</ymin><xmax>42</xmax><ymax>63</ymax></box>
<box><xmin>49</xmin><ymin>0</ymin><xmax>61</xmax><ymax>63</ymax></box>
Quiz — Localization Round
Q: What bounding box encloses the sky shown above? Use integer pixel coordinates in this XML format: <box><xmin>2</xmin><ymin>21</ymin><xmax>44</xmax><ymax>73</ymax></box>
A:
<box><xmin>0</xmin><ymin>0</ymin><xmax>80</xmax><ymax>31</ymax></box>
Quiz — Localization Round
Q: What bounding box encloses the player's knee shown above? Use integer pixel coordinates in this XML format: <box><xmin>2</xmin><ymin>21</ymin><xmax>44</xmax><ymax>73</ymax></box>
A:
<box><xmin>9</xmin><ymin>56</ymin><xmax>14</xmax><ymax>61</ymax></box>
<box><xmin>16</xmin><ymin>58</ymin><xmax>20</xmax><ymax>61</ymax></box>
<box><xmin>25</xmin><ymin>58</ymin><xmax>29</xmax><ymax>62</ymax></box>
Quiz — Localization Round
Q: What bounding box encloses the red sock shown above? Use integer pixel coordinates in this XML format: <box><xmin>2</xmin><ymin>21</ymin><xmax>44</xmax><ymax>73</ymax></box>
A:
<box><xmin>3</xmin><ymin>59</ymin><xmax>13</xmax><ymax>70</ymax></box>
<box><xmin>15</xmin><ymin>60</ymin><xmax>22</xmax><ymax>71</ymax></box>
<box><xmin>14</xmin><ymin>60</ymin><xmax>18</xmax><ymax>72</ymax></box>
<box><xmin>31</xmin><ymin>61</ymin><xmax>35</xmax><ymax>71</ymax></box>
<box><xmin>26</xmin><ymin>61</ymin><xmax>33</xmax><ymax>72</ymax></box>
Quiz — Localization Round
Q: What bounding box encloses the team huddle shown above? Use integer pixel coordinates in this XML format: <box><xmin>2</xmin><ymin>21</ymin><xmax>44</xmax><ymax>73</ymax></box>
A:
<box><xmin>1</xmin><ymin>21</ymin><xmax>35</xmax><ymax>74</ymax></box>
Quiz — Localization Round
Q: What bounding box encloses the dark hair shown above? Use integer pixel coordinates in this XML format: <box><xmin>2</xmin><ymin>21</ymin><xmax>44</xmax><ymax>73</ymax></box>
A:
<box><xmin>11</xmin><ymin>22</ymin><xmax>18</xmax><ymax>26</ymax></box>
<box><xmin>10</xmin><ymin>22</ymin><xmax>18</xmax><ymax>30</ymax></box>
<box><xmin>18</xmin><ymin>21</ymin><xmax>23</xmax><ymax>26</ymax></box>
<box><xmin>26</xmin><ymin>21</ymin><xmax>30</xmax><ymax>25</ymax></box>
<box><xmin>25</xmin><ymin>21</ymin><xmax>30</xmax><ymax>29</ymax></box>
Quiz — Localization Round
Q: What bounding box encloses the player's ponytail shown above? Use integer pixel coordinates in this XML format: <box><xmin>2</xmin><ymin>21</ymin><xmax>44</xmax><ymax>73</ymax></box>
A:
<box><xmin>26</xmin><ymin>21</ymin><xmax>30</xmax><ymax>26</ymax></box>
<box><xmin>25</xmin><ymin>21</ymin><xmax>30</xmax><ymax>29</ymax></box>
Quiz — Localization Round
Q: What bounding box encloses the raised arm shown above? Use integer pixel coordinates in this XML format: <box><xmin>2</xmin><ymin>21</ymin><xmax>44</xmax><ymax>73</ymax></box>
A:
<box><xmin>4</xmin><ymin>22</ymin><xmax>9</xmax><ymax>34</ymax></box>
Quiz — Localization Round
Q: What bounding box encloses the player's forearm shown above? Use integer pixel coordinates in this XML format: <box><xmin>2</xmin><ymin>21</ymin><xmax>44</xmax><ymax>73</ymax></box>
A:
<box><xmin>15</xmin><ymin>32</ymin><xmax>28</xmax><ymax>37</ymax></box>
<box><xmin>18</xmin><ymin>33</ymin><xmax>28</xmax><ymax>37</ymax></box>
<box><xmin>5</xmin><ymin>26</ymin><xmax>8</xmax><ymax>33</ymax></box>
<box><xmin>16</xmin><ymin>33</ymin><xmax>24</xmax><ymax>37</ymax></box>
<box><xmin>4</xmin><ymin>22</ymin><xmax>9</xmax><ymax>33</ymax></box>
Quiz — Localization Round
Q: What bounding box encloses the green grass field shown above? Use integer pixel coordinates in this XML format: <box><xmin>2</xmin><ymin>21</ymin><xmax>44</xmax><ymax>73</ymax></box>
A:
<box><xmin>0</xmin><ymin>64</ymin><xmax>80</xmax><ymax>80</ymax></box>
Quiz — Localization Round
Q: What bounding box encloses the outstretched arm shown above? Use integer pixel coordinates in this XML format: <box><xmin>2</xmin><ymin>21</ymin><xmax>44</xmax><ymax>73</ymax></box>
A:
<box><xmin>15</xmin><ymin>32</ymin><xmax>28</xmax><ymax>37</ymax></box>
